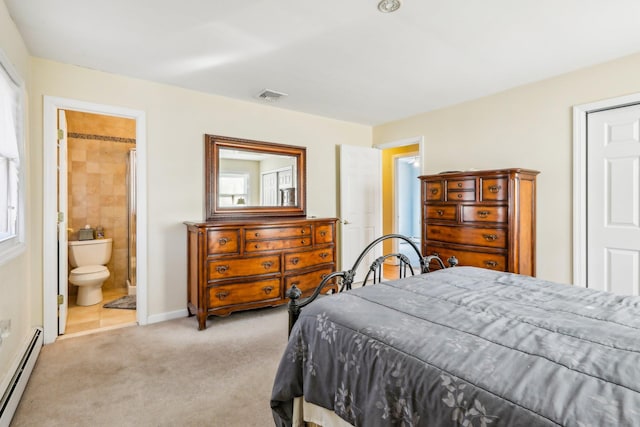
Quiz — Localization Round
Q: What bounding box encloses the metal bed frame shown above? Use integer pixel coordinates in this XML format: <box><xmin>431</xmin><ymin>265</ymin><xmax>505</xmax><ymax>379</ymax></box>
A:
<box><xmin>286</xmin><ymin>233</ymin><xmax>457</xmax><ymax>334</ymax></box>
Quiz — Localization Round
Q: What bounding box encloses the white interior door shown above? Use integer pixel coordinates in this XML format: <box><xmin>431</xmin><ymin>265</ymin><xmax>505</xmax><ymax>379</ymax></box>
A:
<box><xmin>57</xmin><ymin>109</ymin><xmax>68</xmax><ymax>334</ymax></box>
<box><xmin>587</xmin><ymin>104</ymin><xmax>640</xmax><ymax>295</ymax></box>
<box><xmin>261</xmin><ymin>171</ymin><xmax>278</xmax><ymax>206</ymax></box>
<box><xmin>339</xmin><ymin>145</ymin><xmax>382</xmax><ymax>281</ymax></box>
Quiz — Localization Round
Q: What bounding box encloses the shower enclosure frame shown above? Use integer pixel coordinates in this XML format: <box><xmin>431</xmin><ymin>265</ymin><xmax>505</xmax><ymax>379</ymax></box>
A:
<box><xmin>127</xmin><ymin>149</ymin><xmax>137</xmax><ymax>295</ymax></box>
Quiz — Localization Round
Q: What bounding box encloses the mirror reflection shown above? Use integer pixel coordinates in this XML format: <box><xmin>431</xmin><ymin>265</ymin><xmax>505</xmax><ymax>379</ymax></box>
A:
<box><xmin>218</xmin><ymin>149</ymin><xmax>297</xmax><ymax>207</ymax></box>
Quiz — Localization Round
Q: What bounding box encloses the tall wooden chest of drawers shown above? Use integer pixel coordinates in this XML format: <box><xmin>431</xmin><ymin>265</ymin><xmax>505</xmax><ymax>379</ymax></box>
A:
<box><xmin>420</xmin><ymin>169</ymin><xmax>539</xmax><ymax>275</ymax></box>
<box><xmin>184</xmin><ymin>217</ymin><xmax>337</xmax><ymax>330</ymax></box>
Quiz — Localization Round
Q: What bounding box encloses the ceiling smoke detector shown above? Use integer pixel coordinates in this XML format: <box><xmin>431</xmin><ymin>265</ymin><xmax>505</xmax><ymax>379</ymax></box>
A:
<box><xmin>255</xmin><ymin>89</ymin><xmax>288</xmax><ymax>102</ymax></box>
<box><xmin>378</xmin><ymin>0</ymin><xmax>401</xmax><ymax>13</ymax></box>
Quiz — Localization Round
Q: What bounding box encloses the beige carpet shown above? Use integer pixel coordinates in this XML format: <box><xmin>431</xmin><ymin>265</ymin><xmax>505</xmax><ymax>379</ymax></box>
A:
<box><xmin>11</xmin><ymin>306</ymin><xmax>289</xmax><ymax>427</ymax></box>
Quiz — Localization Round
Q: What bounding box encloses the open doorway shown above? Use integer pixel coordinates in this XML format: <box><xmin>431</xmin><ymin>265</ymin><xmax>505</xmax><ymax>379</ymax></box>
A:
<box><xmin>394</xmin><ymin>153</ymin><xmax>421</xmax><ymax>266</ymax></box>
<box><xmin>377</xmin><ymin>137</ymin><xmax>423</xmax><ymax>273</ymax></box>
<box><xmin>43</xmin><ymin>97</ymin><xmax>147</xmax><ymax>344</ymax></box>
<box><xmin>62</xmin><ymin>110</ymin><xmax>137</xmax><ymax>336</ymax></box>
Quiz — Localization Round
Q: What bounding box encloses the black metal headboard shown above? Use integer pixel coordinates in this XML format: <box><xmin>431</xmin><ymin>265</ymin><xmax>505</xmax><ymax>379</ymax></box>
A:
<box><xmin>285</xmin><ymin>233</ymin><xmax>457</xmax><ymax>334</ymax></box>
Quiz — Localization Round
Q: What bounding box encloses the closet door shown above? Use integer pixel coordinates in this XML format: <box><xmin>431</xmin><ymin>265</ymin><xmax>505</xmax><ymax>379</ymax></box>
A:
<box><xmin>587</xmin><ymin>104</ymin><xmax>640</xmax><ymax>295</ymax></box>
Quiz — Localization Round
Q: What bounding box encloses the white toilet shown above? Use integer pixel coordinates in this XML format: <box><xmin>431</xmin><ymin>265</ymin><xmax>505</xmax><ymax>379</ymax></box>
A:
<box><xmin>68</xmin><ymin>238</ymin><xmax>112</xmax><ymax>306</ymax></box>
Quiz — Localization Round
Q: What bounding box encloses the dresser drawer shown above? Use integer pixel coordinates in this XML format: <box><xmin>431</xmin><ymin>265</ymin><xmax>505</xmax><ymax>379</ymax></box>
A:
<box><xmin>207</xmin><ymin>229</ymin><xmax>240</xmax><ymax>255</ymax></box>
<box><xmin>245</xmin><ymin>238</ymin><xmax>311</xmax><ymax>252</ymax></box>
<box><xmin>481</xmin><ymin>178</ymin><xmax>508</xmax><ymax>201</ymax></box>
<box><xmin>425</xmin><ymin>246</ymin><xmax>507</xmax><ymax>272</ymax></box>
<box><xmin>446</xmin><ymin>191</ymin><xmax>476</xmax><ymax>202</ymax></box>
<box><xmin>315</xmin><ymin>224</ymin><xmax>334</xmax><ymax>244</ymax></box>
<box><xmin>208</xmin><ymin>278</ymin><xmax>281</xmax><ymax>308</ymax></box>
<box><xmin>461</xmin><ymin>205</ymin><xmax>507</xmax><ymax>223</ymax></box>
<box><xmin>245</xmin><ymin>226</ymin><xmax>311</xmax><ymax>240</ymax></box>
<box><xmin>425</xmin><ymin>205</ymin><xmax>457</xmax><ymax>221</ymax></box>
<box><xmin>208</xmin><ymin>255</ymin><xmax>280</xmax><ymax>280</ymax></box>
<box><xmin>285</xmin><ymin>266</ymin><xmax>336</xmax><ymax>297</ymax></box>
<box><xmin>284</xmin><ymin>247</ymin><xmax>334</xmax><ymax>271</ymax></box>
<box><xmin>426</xmin><ymin>225</ymin><xmax>506</xmax><ymax>248</ymax></box>
<box><xmin>424</xmin><ymin>181</ymin><xmax>443</xmax><ymax>201</ymax></box>
<box><xmin>447</xmin><ymin>179</ymin><xmax>475</xmax><ymax>191</ymax></box>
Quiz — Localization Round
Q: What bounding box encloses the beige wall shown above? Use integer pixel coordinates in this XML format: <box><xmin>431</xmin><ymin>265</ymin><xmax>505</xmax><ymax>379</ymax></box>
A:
<box><xmin>28</xmin><ymin>58</ymin><xmax>372</xmax><ymax>322</ymax></box>
<box><xmin>0</xmin><ymin>0</ymin><xmax>32</xmax><ymax>395</ymax></box>
<box><xmin>374</xmin><ymin>52</ymin><xmax>640</xmax><ymax>284</ymax></box>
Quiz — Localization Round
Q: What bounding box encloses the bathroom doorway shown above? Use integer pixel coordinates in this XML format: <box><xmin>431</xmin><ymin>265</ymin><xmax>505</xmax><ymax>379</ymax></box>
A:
<box><xmin>62</xmin><ymin>111</ymin><xmax>137</xmax><ymax>335</ymax></box>
<box><xmin>42</xmin><ymin>97</ymin><xmax>147</xmax><ymax>344</ymax></box>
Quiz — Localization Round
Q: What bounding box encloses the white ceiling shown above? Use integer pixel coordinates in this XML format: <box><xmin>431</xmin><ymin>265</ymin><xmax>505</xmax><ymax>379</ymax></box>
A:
<box><xmin>5</xmin><ymin>0</ymin><xmax>640</xmax><ymax>125</ymax></box>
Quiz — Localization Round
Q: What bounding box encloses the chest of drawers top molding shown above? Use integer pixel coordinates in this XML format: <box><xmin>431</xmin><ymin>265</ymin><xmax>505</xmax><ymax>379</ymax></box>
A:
<box><xmin>422</xmin><ymin>168</ymin><xmax>539</xmax><ymax>204</ymax></box>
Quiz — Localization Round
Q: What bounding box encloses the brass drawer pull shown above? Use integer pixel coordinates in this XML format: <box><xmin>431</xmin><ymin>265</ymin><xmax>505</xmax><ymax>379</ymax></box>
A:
<box><xmin>262</xmin><ymin>286</ymin><xmax>273</xmax><ymax>295</ymax></box>
<box><xmin>300</xmin><ymin>240</ymin><xmax>306</xmax><ymax>245</ymax></box>
<box><xmin>457</xmin><ymin>193</ymin><xmax>463</xmax><ymax>199</ymax></box>
<box><xmin>300</xmin><ymin>229</ymin><xmax>305</xmax><ymax>235</ymax></box>
<box><xmin>254</xmin><ymin>232</ymin><xmax>260</xmax><ymax>237</ymax></box>
<box><xmin>290</xmin><ymin>257</ymin><xmax>300</xmax><ymax>265</ymax></box>
<box><xmin>437</xmin><ymin>209</ymin><xmax>444</xmax><ymax>216</ymax></box>
<box><xmin>216</xmin><ymin>265</ymin><xmax>229</xmax><ymax>273</ymax></box>
<box><xmin>483</xmin><ymin>234</ymin><xmax>498</xmax><ymax>241</ymax></box>
<box><xmin>262</xmin><ymin>261</ymin><xmax>273</xmax><ymax>269</ymax></box>
<box><xmin>218</xmin><ymin>237</ymin><xmax>229</xmax><ymax>245</ymax></box>
<box><xmin>319</xmin><ymin>230</ymin><xmax>327</xmax><ymax>237</ymax></box>
<box><xmin>457</xmin><ymin>182</ymin><xmax>463</xmax><ymax>188</ymax></box>
<box><xmin>321</xmin><ymin>274</ymin><xmax>328</xmax><ymax>279</ymax></box>
<box><xmin>215</xmin><ymin>290</ymin><xmax>229</xmax><ymax>300</ymax></box>
<box><xmin>254</xmin><ymin>244</ymin><xmax>260</xmax><ymax>249</ymax></box>
<box><xmin>477</xmin><ymin>210</ymin><xmax>490</xmax><ymax>218</ymax></box>
<box><xmin>319</xmin><ymin>252</ymin><xmax>328</xmax><ymax>259</ymax></box>
<box><xmin>488</xmin><ymin>185</ymin><xmax>502</xmax><ymax>193</ymax></box>
<box><xmin>431</xmin><ymin>188</ymin><xmax>438</xmax><ymax>195</ymax></box>
<box><xmin>484</xmin><ymin>260</ymin><xmax>498</xmax><ymax>267</ymax></box>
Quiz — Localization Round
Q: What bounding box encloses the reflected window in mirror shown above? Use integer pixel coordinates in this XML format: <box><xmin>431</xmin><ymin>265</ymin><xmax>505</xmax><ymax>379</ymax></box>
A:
<box><xmin>218</xmin><ymin>172</ymin><xmax>249</xmax><ymax>207</ymax></box>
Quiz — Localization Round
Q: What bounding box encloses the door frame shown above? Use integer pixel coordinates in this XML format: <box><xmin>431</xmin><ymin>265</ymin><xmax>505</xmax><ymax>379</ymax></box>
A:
<box><xmin>572</xmin><ymin>92</ymin><xmax>640</xmax><ymax>288</ymax></box>
<box><xmin>375</xmin><ymin>136</ymin><xmax>424</xmax><ymax>256</ymax></box>
<box><xmin>43</xmin><ymin>96</ymin><xmax>148</xmax><ymax>344</ymax></box>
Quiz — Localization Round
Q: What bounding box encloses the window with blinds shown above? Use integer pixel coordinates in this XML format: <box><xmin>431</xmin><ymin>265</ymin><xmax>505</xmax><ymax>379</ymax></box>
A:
<box><xmin>0</xmin><ymin>49</ymin><xmax>25</xmax><ymax>263</ymax></box>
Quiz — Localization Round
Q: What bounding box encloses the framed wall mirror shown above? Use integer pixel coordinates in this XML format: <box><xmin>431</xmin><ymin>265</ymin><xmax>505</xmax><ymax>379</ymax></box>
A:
<box><xmin>205</xmin><ymin>134</ymin><xmax>307</xmax><ymax>219</ymax></box>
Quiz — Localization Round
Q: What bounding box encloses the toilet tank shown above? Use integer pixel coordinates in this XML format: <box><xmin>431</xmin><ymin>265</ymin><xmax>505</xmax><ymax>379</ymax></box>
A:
<box><xmin>68</xmin><ymin>238</ymin><xmax>113</xmax><ymax>267</ymax></box>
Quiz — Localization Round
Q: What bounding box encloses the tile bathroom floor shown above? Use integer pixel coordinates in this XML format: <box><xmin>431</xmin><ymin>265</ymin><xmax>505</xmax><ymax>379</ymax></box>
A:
<box><xmin>64</xmin><ymin>287</ymin><xmax>137</xmax><ymax>336</ymax></box>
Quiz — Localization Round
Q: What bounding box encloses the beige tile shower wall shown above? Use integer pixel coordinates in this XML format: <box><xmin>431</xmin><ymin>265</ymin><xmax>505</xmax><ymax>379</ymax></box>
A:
<box><xmin>66</xmin><ymin>111</ymin><xmax>136</xmax><ymax>292</ymax></box>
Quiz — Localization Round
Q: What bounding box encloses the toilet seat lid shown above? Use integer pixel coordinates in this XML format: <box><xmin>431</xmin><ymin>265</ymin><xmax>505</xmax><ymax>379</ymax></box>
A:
<box><xmin>71</xmin><ymin>265</ymin><xmax>108</xmax><ymax>274</ymax></box>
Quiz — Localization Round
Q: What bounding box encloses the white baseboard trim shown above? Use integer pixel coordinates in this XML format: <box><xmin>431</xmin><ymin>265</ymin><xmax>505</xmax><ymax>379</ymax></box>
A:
<box><xmin>147</xmin><ymin>309</ymin><xmax>189</xmax><ymax>325</ymax></box>
<box><xmin>0</xmin><ymin>328</ymin><xmax>43</xmax><ymax>427</ymax></box>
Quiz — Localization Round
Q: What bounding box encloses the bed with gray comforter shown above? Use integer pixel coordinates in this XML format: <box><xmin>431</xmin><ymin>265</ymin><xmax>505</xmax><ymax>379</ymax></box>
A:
<box><xmin>271</xmin><ymin>266</ymin><xmax>640</xmax><ymax>426</ymax></box>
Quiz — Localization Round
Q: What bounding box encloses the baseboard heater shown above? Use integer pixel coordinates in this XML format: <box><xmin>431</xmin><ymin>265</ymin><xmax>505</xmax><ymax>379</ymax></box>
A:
<box><xmin>0</xmin><ymin>328</ymin><xmax>43</xmax><ymax>427</ymax></box>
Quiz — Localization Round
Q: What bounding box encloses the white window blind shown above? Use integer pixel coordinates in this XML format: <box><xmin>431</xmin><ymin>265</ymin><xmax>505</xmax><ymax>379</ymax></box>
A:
<box><xmin>219</xmin><ymin>173</ymin><xmax>249</xmax><ymax>206</ymax></box>
<box><xmin>0</xmin><ymin>49</ymin><xmax>25</xmax><ymax>263</ymax></box>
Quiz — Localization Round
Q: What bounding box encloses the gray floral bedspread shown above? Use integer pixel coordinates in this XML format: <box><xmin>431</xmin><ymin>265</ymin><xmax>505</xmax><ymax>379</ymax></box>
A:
<box><xmin>270</xmin><ymin>267</ymin><xmax>640</xmax><ymax>427</ymax></box>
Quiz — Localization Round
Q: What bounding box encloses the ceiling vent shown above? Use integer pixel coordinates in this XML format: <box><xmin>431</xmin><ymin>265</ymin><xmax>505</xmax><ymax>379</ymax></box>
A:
<box><xmin>255</xmin><ymin>89</ymin><xmax>288</xmax><ymax>102</ymax></box>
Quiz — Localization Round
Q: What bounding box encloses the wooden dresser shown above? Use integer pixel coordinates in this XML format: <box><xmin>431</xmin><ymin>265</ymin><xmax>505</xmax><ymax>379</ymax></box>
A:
<box><xmin>185</xmin><ymin>217</ymin><xmax>337</xmax><ymax>329</ymax></box>
<box><xmin>420</xmin><ymin>169</ymin><xmax>539</xmax><ymax>275</ymax></box>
